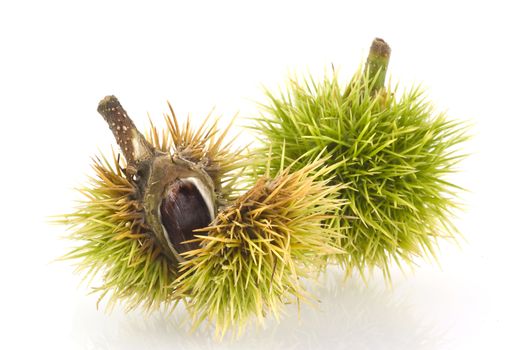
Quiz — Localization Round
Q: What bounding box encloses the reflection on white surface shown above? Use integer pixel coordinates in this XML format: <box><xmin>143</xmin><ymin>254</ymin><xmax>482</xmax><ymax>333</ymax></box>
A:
<box><xmin>70</xmin><ymin>268</ymin><xmax>449</xmax><ymax>350</ymax></box>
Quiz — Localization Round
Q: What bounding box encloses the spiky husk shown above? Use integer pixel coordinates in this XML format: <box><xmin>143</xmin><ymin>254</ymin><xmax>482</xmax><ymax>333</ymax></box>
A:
<box><xmin>252</xmin><ymin>70</ymin><xmax>470</xmax><ymax>278</ymax></box>
<box><xmin>63</xmin><ymin>154</ymin><xmax>176</xmax><ymax>311</ymax></box>
<box><xmin>61</xmin><ymin>107</ymin><xmax>244</xmax><ymax>311</ymax></box>
<box><xmin>174</xmin><ymin>161</ymin><xmax>344</xmax><ymax>338</ymax></box>
<box><xmin>147</xmin><ymin>104</ymin><xmax>245</xmax><ymax>203</ymax></box>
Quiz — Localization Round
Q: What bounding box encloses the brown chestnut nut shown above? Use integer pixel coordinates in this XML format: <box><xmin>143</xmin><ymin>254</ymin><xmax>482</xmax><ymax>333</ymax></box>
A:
<box><xmin>160</xmin><ymin>178</ymin><xmax>214</xmax><ymax>253</ymax></box>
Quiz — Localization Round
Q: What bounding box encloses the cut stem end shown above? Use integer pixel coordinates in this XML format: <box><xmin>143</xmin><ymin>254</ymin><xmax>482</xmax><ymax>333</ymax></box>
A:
<box><xmin>364</xmin><ymin>38</ymin><xmax>391</xmax><ymax>92</ymax></box>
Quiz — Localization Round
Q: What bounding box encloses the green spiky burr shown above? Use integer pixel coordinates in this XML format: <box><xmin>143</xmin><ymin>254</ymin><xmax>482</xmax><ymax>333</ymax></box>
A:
<box><xmin>175</xmin><ymin>160</ymin><xmax>344</xmax><ymax>338</ymax></box>
<box><xmin>252</xmin><ymin>38</ymin><xmax>470</xmax><ymax>278</ymax></box>
<box><xmin>62</xmin><ymin>97</ymin><xmax>244</xmax><ymax>311</ymax></box>
<box><xmin>61</xmin><ymin>97</ymin><xmax>343</xmax><ymax>334</ymax></box>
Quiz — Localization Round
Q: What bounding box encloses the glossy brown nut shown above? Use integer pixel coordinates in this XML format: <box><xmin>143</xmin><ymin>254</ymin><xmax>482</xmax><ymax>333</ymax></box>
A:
<box><xmin>160</xmin><ymin>179</ymin><xmax>212</xmax><ymax>253</ymax></box>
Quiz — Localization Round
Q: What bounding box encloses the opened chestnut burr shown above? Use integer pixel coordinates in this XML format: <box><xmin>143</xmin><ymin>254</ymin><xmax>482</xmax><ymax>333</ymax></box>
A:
<box><xmin>97</xmin><ymin>95</ymin><xmax>216</xmax><ymax>262</ymax></box>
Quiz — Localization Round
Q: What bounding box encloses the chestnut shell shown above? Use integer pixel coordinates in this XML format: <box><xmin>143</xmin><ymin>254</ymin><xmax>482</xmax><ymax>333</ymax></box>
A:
<box><xmin>160</xmin><ymin>179</ymin><xmax>212</xmax><ymax>253</ymax></box>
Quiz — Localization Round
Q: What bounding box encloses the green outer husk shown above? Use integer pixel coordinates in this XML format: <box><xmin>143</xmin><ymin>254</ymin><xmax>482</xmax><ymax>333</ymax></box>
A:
<box><xmin>174</xmin><ymin>160</ymin><xmax>345</xmax><ymax>339</ymax></box>
<box><xmin>60</xmin><ymin>107</ymin><xmax>245</xmax><ymax>311</ymax></box>
<box><xmin>61</xmin><ymin>153</ymin><xmax>178</xmax><ymax>311</ymax></box>
<box><xmin>251</xmin><ymin>69</ymin><xmax>470</xmax><ymax>279</ymax></box>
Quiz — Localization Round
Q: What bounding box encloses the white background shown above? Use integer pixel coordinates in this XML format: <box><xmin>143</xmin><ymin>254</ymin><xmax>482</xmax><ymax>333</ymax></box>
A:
<box><xmin>1</xmin><ymin>1</ymin><xmax>522</xmax><ymax>349</ymax></box>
